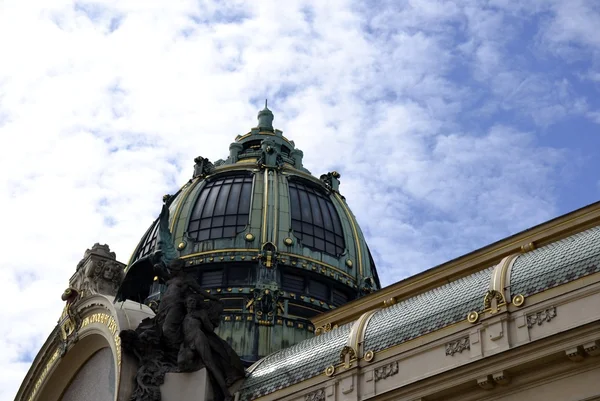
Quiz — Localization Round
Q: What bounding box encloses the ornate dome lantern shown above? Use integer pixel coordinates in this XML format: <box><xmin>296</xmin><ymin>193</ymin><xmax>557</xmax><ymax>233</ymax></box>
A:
<box><xmin>119</xmin><ymin>105</ymin><xmax>381</xmax><ymax>364</ymax></box>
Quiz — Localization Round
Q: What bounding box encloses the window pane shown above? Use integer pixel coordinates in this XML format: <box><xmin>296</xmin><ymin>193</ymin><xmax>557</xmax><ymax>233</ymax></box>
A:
<box><xmin>309</xmin><ymin>279</ymin><xmax>329</xmax><ymax>300</ymax></box>
<box><xmin>238</xmin><ymin>179</ymin><xmax>252</xmax><ymax>213</ymax></box>
<box><xmin>202</xmin><ymin>270</ymin><xmax>223</xmax><ymax>287</ymax></box>
<box><xmin>287</xmin><ymin>179</ymin><xmax>345</xmax><ymax>256</ymax></box>
<box><xmin>282</xmin><ymin>273</ymin><xmax>305</xmax><ymax>293</ymax></box>
<box><xmin>187</xmin><ymin>173</ymin><xmax>253</xmax><ymax>241</ymax></box>
<box><xmin>202</xmin><ymin>187</ymin><xmax>221</xmax><ymax>217</ymax></box>
<box><xmin>225</xmin><ymin>183</ymin><xmax>241</xmax><ymax>215</ymax></box>
<box><xmin>214</xmin><ymin>183</ymin><xmax>231</xmax><ymax>216</ymax></box>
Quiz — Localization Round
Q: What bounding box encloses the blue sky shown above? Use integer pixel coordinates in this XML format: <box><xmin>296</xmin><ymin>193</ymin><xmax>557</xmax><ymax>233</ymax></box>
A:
<box><xmin>1</xmin><ymin>1</ymin><xmax>600</xmax><ymax>399</ymax></box>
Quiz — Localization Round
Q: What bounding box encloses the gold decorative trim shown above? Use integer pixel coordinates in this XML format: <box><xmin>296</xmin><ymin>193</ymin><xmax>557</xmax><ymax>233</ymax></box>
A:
<box><xmin>177</xmin><ymin>242</ymin><xmax>186</xmax><ymax>250</ymax></box>
<box><xmin>483</xmin><ymin>289</ymin><xmax>506</xmax><ymax>314</ymax></box>
<box><xmin>279</xmin><ymin>252</ymin><xmax>356</xmax><ymax>281</ymax></box>
<box><xmin>334</xmin><ymin>193</ymin><xmax>363</xmax><ymax>276</ymax></box>
<box><xmin>181</xmin><ymin>249</ymin><xmax>260</xmax><ymax>259</ymax></box>
<box><xmin>245</xmin><ymin>233</ymin><xmax>255</xmax><ymax>242</ymax></box>
<box><xmin>520</xmin><ymin>242</ymin><xmax>536</xmax><ymax>253</ymax></box>
<box><xmin>512</xmin><ymin>294</ymin><xmax>525</xmax><ymax>307</ymax></box>
<box><xmin>383</xmin><ymin>297</ymin><xmax>396</xmax><ymax>307</ymax></box>
<box><xmin>284</xmin><ymin>237</ymin><xmax>293</xmax><ymax>246</ymax></box>
<box><xmin>364</xmin><ymin>350</ymin><xmax>374</xmax><ymax>362</ymax></box>
<box><xmin>467</xmin><ymin>311</ymin><xmax>479</xmax><ymax>323</ymax></box>
<box><xmin>325</xmin><ymin>365</ymin><xmax>335</xmax><ymax>377</ymax></box>
<box><xmin>262</xmin><ymin>170</ymin><xmax>269</xmax><ymax>243</ymax></box>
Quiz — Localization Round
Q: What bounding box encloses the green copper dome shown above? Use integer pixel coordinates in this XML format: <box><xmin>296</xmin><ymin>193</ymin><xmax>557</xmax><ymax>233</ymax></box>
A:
<box><xmin>124</xmin><ymin>107</ymin><xmax>381</xmax><ymax>364</ymax></box>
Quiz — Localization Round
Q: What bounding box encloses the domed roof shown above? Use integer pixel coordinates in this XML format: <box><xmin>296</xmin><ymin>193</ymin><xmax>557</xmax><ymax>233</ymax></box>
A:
<box><xmin>121</xmin><ymin>106</ymin><xmax>380</xmax><ymax>363</ymax></box>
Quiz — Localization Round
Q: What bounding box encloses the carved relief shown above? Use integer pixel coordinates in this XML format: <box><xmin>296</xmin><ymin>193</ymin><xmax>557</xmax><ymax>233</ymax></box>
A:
<box><xmin>526</xmin><ymin>306</ymin><xmax>557</xmax><ymax>328</ymax></box>
<box><xmin>70</xmin><ymin>243</ymin><xmax>125</xmax><ymax>297</ymax></box>
<box><xmin>57</xmin><ymin>288</ymin><xmax>82</xmax><ymax>356</ymax></box>
<box><xmin>374</xmin><ymin>361</ymin><xmax>399</xmax><ymax>382</ymax></box>
<box><xmin>305</xmin><ymin>388</ymin><xmax>325</xmax><ymax>401</ymax></box>
<box><xmin>445</xmin><ymin>336</ymin><xmax>470</xmax><ymax>356</ymax></box>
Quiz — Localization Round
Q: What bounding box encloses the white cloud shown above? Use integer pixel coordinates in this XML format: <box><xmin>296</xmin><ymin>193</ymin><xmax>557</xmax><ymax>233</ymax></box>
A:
<box><xmin>1</xmin><ymin>1</ymin><xmax>599</xmax><ymax>399</ymax></box>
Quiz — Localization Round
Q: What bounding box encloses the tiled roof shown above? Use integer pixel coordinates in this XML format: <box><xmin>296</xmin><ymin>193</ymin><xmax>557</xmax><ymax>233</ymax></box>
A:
<box><xmin>363</xmin><ymin>266</ymin><xmax>493</xmax><ymax>352</ymax></box>
<box><xmin>510</xmin><ymin>225</ymin><xmax>600</xmax><ymax>297</ymax></box>
<box><xmin>238</xmin><ymin>323</ymin><xmax>352</xmax><ymax>401</ymax></box>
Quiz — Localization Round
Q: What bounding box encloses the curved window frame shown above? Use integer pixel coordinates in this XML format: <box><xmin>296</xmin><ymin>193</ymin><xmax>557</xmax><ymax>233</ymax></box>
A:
<box><xmin>187</xmin><ymin>173</ymin><xmax>254</xmax><ymax>242</ymax></box>
<box><xmin>133</xmin><ymin>220</ymin><xmax>159</xmax><ymax>261</ymax></box>
<box><xmin>288</xmin><ymin>178</ymin><xmax>345</xmax><ymax>256</ymax></box>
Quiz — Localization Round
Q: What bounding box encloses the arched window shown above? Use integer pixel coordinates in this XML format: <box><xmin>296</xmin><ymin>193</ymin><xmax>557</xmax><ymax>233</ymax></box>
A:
<box><xmin>133</xmin><ymin>220</ymin><xmax>159</xmax><ymax>261</ymax></box>
<box><xmin>288</xmin><ymin>179</ymin><xmax>345</xmax><ymax>256</ymax></box>
<box><xmin>188</xmin><ymin>173</ymin><xmax>253</xmax><ymax>241</ymax></box>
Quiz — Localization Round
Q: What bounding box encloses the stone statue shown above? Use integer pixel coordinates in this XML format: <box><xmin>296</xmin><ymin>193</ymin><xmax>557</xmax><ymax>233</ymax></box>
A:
<box><xmin>120</xmin><ymin>258</ymin><xmax>245</xmax><ymax>401</ymax></box>
<box><xmin>118</xmin><ymin>198</ymin><xmax>245</xmax><ymax>401</ymax></box>
<box><xmin>193</xmin><ymin>156</ymin><xmax>214</xmax><ymax>178</ymax></box>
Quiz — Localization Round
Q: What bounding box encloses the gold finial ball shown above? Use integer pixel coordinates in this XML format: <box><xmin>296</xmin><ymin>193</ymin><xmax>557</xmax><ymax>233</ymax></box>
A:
<box><xmin>364</xmin><ymin>350</ymin><xmax>375</xmax><ymax>362</ymax></box>
<box><xmin>512</xmin><ymin>294</ymin><xmax>525</xmax><ymax>307</ymax></box>
<box><xmin>177</xmin><ymin>242</ymin><xmax>186</xmax><ymax>250</ymax></box>
<box><xmin>332</xmin><ymin>171</ymin><xmax>340</xmax><ymax>178</ymax></box>
<box><xmin>345</xmin><ymin>259</ymin><xmax>353</xmax><ymax>268</ymax></box>
<box><xmin>284</xmin><ymin>237</ymin><xmax>294</xmax><ymax>246</ymax></box>
<box><xmin>467</xmin><ymin>311</ymin><xmax>479</xmax><ymax>324</ymax></box>
<box><xmin>325</xmin><ymin>365</ymin><xmax>336</xmax><ymax>377</ymax></box>
<box><xmin>245</xmin><ymin>233</ymin><xmax>255</xmax><ymax>242</ymax></box>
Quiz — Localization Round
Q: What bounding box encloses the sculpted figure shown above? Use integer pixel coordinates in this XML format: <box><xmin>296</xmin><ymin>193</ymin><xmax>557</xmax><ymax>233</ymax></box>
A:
<box><xmin>179</xmin><ymin>295</ymin><xmax>245</xmax><ymax>401</ymax></box>
<box><xmin>156</xmin><ymin>258</ymin><xmax>219</xmax><ymax>351</ymax></box>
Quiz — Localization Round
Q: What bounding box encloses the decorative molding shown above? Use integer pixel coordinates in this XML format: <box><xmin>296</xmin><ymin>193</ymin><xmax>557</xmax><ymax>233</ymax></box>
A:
<box><xmin>492</xmin><ymin>371</ymin><xmax>510</xmax><ymax>385</ymax></box>
<box><xmin>374</xmin><ymin>361</ymin><xmax>399</xmax><ymax>382</ymax></box>
<box><xmin>305</xmin><ymin>388</ymin><xmax>325</xmax><ymax>401</ymax></box>
<box><xmin>467</xmin><ymin>311</ymin><xmax>479</xmax><ymax>323</ymax></box>
<box><xmin>520</xmin><ymin>242</ymin><xmax>536</xmax><ymax>253</ymax></box>
<box><xmin>583</xmin><ymin>341</ymin><xmax>600</xmax><ymax>357</ymax></box>
<box><xmin>565</xmin><ymin>347</ymin><xmax>585</xmax><ymax>362</ymax></box>
<box><xmin>445</xmin><ymin>336</ymin><xmax>470</xmax><ymax>356</ymax></box>
<box><xmin>316</xmin><ymin>322</ymin><xmax>337</xmax><ymax>336</ymax></box>
<box><xmin>477</xmin><ymin>375</ymin><xmax>495</xmax><ymax>390</ymax></box>
<box><xmin>512</xmin><ymin>294</ymin><xmax>525</xmax><ymax>307</ymax></box>
<box><xmin>483</xmin><ymin>289</ymin><xmax>505</xmax><ymax>314</ymax></box>
<box><xmin>526</xmin><ymin>306</ymin><xmax>557</xmax><ymax>328</ymax></box>
<box><xmin>340</xmin><ymin>346</ymin><xmax>357</xmax><ymax>369</ymax></box>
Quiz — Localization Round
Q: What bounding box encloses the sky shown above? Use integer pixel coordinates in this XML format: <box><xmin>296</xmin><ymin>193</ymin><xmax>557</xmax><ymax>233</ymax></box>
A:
<box><xmin>1</xmin><ymin>0</ymin><xmax>600</xmax><ymax>399</ymax></box>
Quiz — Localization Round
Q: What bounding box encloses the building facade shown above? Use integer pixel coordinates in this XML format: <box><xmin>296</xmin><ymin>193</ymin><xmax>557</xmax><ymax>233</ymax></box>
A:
<box><xmin>15</xmin><ymin>109</ymin><xmax>600</xmax><ymax>401</ymax></box>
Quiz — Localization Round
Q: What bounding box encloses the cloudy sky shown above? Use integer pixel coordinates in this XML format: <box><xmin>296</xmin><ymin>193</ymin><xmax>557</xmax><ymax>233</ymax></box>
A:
<box><xmin>2</xmin><ymin>0</ymin><xmax>600</xmax><ymax>398</ymax></box>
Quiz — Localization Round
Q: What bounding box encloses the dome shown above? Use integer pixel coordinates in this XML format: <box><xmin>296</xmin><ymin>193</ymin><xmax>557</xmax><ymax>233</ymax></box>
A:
<box><xmin>120</xmin><ymin>106</ymin><xmax>381</xmax><ymax>364</ymax></box>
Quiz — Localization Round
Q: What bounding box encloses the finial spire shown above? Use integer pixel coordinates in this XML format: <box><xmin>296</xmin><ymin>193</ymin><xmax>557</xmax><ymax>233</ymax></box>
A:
<box><xmin>257</xmin><ymin>100</ymin><xmax>274</xmax><ymax>131</ymax></box>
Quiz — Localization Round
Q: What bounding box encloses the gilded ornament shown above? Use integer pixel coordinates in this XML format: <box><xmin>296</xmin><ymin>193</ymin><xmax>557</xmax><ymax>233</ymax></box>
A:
<box><xmin>467</xmin><ymin>311</ymin><xmax>479</xmax><ymax>323</ymax></box>
<box><xmin>346</xmin><ymin>259</ymin><xmax>353</xmax><ymax>268</ymax></box>
<box><xmin>284</xmin><ymin>237</ymin><xmax>294</xmax><ymax>246</ymax></box>
<box><xmin>325</xmin><ymin>365</ymin><xmax>335</xmax><ymax>377</ymax></box>
<box><xmin>245</xmin><ymin>233</ymin><xmax>255</xmax><ymax>242</ymax></box>
<box><xmin>177</xmin><ymin>242</ymin><xmax>186</xmax><ymax>250</ymax></box>
<box><xmin>364</xmin><ymin>350</ymin><xmax>375</xmax><ymax>362</ymax></box>
<box><xmin>383</xmin><ymin>297</ymin><xmax>396</xmax><ymax>307</ymax></box>
<box><xmin>512</xmin><ymin>294</ymin><xmax>525</xmax><ymax>307</ymax></box>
